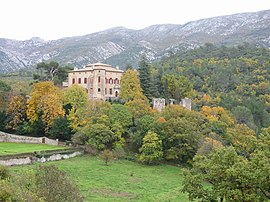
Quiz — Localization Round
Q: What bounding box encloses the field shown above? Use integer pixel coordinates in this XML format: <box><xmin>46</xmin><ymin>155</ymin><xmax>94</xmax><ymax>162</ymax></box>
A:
<box><xmin>14</xmin><ymin>155</ymin><xmax>190</xmax><ymax>202</ymax></box>
<box><xmin>0</xmin><ymin>142</ymin><xmax>64</xmax><ymax>156</ymax></box>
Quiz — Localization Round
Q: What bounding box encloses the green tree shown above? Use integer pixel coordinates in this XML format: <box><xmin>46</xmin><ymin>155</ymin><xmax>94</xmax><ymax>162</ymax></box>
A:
<box><xmin>119</xmin><ymin>69</ymin><xmax>145</xmax><ymax>101</ymax></box>
<box><xmin>48</xmin><ymin>116</ymin><xmax>73</xmax><ymax>141</ymax></box>
<box><xmin>138</xmin><ymin>55</ymin><xmax>156</xmax><ymax>100</ymax></box>
<box><xmin>84</xmin><ymin>123</ymin><xmax>114</xmax><ymax>150</ymax></box>
<box><xmin>139</xmin><ymin>131</ymin><xmax>163</xmax><ymax>165</ymax></box>
<box><xmin>109</xmin><ymin>104</ymin><xmax>132</xmax><ymax>131</ymax></box>
<box><xmin>232</xmin><ymin>106</ymin><xmax>257</xmax><ymax>131</ymax></box>
<box><xmin>64</xmin><ymin>84</ymin><xmax>88</xmax><ymax>130</ymax></box>
<box><xmin>0</xmin><ymin>80</ymin><xmax>11</xmax><ymax>111</ymax></box>
<box><xmin>34</xmin><ymin>61</ymin><xmax>72</xmax><ymax>85</ymax></box>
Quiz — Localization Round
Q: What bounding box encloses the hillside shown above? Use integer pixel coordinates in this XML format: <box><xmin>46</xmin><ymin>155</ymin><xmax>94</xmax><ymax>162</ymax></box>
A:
<box><xmin>0</xmin><ymin>9</ymin><xmax>270</xmax><ymax>73</ymax></box>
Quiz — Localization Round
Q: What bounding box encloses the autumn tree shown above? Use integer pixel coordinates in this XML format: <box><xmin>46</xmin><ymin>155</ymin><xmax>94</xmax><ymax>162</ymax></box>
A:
<box><xmin>26</xmin><ymin>81</ymin><xmax>64</xmax><ymax>133</ymax></box>
<box><xmin>64</xmin><ymin>84</ymin><xmax>88</xmax><ymax>130</ymax></box>
<box><xmin>139</xmin><ymin>131</ymin><xmax>163</xmax><ymax>165</ymax></box>
<box><xmin>119</xmin><ymin>69</ymin><xmax>145</xmax><ymax>101</ymax></box>
<box><xmin>100</xmin><ymin>149</ymin><xmax>114</xmax><ymax>166</ymax></box>
<box><xmin>226</xmin><ymin>124</ymin><xmax>257</xmax><ymax>157</ymax></box>
<box><xmin>5</xmin><ymin>95</ymin><xmax>27</xmax><ymax>130</ymax></box>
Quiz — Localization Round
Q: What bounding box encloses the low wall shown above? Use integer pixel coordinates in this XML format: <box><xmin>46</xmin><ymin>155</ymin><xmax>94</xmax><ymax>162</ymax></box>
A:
<box><xmin>0</xmin><ymin>131</ymin><xmax>58</xmax><ymax>145</ymax></box>
<box><xmin>0</xmin><ymin>151</ymin><xmax>83</xmax><ymax>166</ymax></box>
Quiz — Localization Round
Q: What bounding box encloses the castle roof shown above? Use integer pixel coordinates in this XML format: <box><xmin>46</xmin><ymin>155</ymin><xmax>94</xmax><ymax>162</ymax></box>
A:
<box><xmin>72</xmin><ymin>63</ymin><xmax>123</xmax><ymax>73</ymax></box>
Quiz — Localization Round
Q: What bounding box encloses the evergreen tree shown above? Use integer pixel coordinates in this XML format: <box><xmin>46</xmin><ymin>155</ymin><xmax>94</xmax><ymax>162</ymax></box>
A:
<box><xmin>138</xmin><ymin>55</ymin><xmax>156</xmax><ymax>100</ymax></box>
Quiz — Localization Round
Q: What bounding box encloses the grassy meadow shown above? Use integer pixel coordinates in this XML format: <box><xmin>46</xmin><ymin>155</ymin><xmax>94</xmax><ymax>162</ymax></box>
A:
<box><xmin>13</xmin><ymin>155</ymin><xmax>190</xmax><ymax>202</ymax></box>
<box><xmin>0</xmin><ymin>142</ymin><xmax>64</xmax><ymax>156</ymax></box>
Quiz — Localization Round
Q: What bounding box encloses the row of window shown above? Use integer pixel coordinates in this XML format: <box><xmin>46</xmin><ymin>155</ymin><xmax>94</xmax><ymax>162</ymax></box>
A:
<box><xmin>72</xmin><ymin>77</ymin><xmax>120</xmax><ymax>84</ymax></box>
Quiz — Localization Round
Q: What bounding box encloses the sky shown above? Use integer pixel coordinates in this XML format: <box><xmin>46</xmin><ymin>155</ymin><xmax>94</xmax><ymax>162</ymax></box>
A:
<box><xmin>1</xmin><ymin>0</ymin><xmax>270</xmax><ymax>41</ymax></box>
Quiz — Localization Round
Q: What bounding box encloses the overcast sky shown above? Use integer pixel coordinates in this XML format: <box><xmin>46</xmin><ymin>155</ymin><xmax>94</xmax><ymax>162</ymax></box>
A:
<box><xmin>1</xmin><ymin>0</ymin><xmax>270</xmax><ymax>41</ymax></box>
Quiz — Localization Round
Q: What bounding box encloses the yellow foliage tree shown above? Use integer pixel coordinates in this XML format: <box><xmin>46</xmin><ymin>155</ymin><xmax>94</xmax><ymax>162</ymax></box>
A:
<box><xmin>227</xmin><ymin>124</ymin><xmax>257</xmax><ymax>156</ymax></box>
<box><xmin>201</xmin><ymin>106</ymin><xmax>235</xmax><ymax>126</ymax></box>
<box><xmin>119</xmin><ymin>69</ymin><xmax>145</xmax><ymax>101</ymax></box>
<box><xmin>64</xmin><ymin>85</ymin><xmax>88</xmax><ymax>130</ymax></box>
<box><xmin>125</xmin><ymin>98</ymin><xmax>152</xmax><ymax>121</ymax></box>
<box><xmin>6</xmin><ymin>95</ymin><xmax>27</xmax><ymax>130</ymax></box>
<box><xmin>26</xmin><ymin>81</ymin><xmax>64</xmax><ymax>131</ymax></box>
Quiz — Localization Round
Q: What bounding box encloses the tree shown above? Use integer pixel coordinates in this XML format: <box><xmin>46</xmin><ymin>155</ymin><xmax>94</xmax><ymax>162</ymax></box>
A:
<box><xmin>64</xmin><ymin>84</ymin><xmax>88</xmax><ymax>130</ymax></box>
<box><xmin>48</xmin><ymin>116</ymin><xmax>73</xmax><ymax>141</ymax></box>
<box><xmin>0</xmin><ymin>80</ymin><xmax>11</xmax><ymax>111</ymax></box>
<box><xmin>26</xmin><ymin>81</ymin><xmax>64</xmax><ymax>133</ymax></box>
<box><xmin>109</xmin><ymin>104</ymin><xmax>132</xmax><ymax>131</ymax></box>
<box><xmin>100</xmin><ymin>149</ymin><xmax>114</xmax><ymax>166</ymax></box>
<box><xmin>226</xmin><ymin>124</ymin><xmax>257</xmax><ymax>157</ymax></box>
<box><xmin>232</xmin><ymin>105</ymin><xmax>257</xmax><ymax>131</ymax></box>
<box><xmin>125</xmin><ymin>98</ymin><xmax>152</xmax><ymax>124</ymax></box>
<box><xmin>139</xmin><ymin>131</ymin><xmax>163</xmax><ymax>165</ymax></box>
<box><xmin>119</xmin><ymin>69</ymin><xmax>145</xmax><ymax>101</ymax></box>
<box><xmin>153</xmin><ymin>105</ymin><xmax>207</xmax><ymax>163</ymax></box>
<box><xmin>84</xmin><ymin>123</ymin><xmax>114</xmax><ymax>150</ymax></box>
<box><xmin>161</xmin><ymin>74</ymin><xmax>193</xmax><ymax>101</ymax></box>
<box><xmin>34</xmin><ymin>61</ymin><xmax>72</xmax><ymax>85</ymax></box>
<box><xmin>5</xmin><ymin>95</ymin><xmax>27</xmax><ymax>130</ymax></box>
<box><xmin>138</xmin><ymin>55</ymin><xmax>156</xmax><ymax>100</ymax></box>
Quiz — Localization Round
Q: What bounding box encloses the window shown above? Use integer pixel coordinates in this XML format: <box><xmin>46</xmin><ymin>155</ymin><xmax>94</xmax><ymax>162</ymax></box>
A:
<box><xmin>72</xmin><ymin>78</ymin><xmax>75</xmax><ymax>84</ymax></box>
<box><xmin>84</xmin><ymin>78</ymin><xmax>87</xmax><ymax>84</ymax></box>
<box><xmin>109</xmin><ymin>88</ymin><xmax>112</xmax><ymax>95</ymax></box>
<box><xmin>78</xmin><ymin>78</ymin><xmax>81</xmax><ymax>84</ymax></box>
<box><xmin>109</xmin><ymin>78</ymin><xmax>113</xmax><ymax>84</ymax></box>
<box><xmin>114</xmin><ymin>78</ymin><xmax>119</xmax><ymax>84</ymax></box>
<box><xmin>98</xmin><ymin>88</ymin><xmax>101</xmax><ymax>92</ymax></box>
<box><xmin>105</xmin><ymin>88</ymin><xmax>107</xmax><ymax>94</ymax></box>
<box><xmin>98</xmin><ymin>76</ymin><xmax>101</xmax><ymax>83</ymax></box>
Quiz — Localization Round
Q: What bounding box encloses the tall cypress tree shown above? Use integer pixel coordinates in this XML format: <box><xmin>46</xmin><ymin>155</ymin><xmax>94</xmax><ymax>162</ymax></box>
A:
<box><xmin>138</xmin><ymin>55</ymin><xmax>156</xmax><ymax>100</ymax></box>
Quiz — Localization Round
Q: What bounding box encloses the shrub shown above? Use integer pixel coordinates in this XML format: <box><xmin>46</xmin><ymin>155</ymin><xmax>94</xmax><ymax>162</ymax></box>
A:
<box><xmin>112</xmin><ymin>147</ymin><xmax>126</xmax><ymax>160</ymax></box>
<box><xmin>100</xmin><ymin>149</ymin><xmax>114</xmax><ymax>166</ymax></box>
<box><xmin>71</xmin><ymin>131</ymin><xmax>89</xmax><ymax>145</ymax></box>
<box><xmin>0</xmin><ymin>165</ymin><xmax>10</xmax><ymax>180</ymax></box>
<box><xmin>35</xmin><ymin>165</ymin><xmax>83</xmax><ymax>202</ymax></box>
<box><xmin>0</xmin><ymin>180</ymin><xmax>13</xmax><ymax>202</ymax></box>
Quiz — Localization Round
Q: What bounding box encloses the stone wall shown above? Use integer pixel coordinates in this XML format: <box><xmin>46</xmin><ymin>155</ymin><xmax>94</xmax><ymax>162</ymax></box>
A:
<box><xmin>0</xmin><ymin>151</ymin><xmax>83</xmax><ymax>166</ymax></box>
<box><xmin>0</xmin><ymin>131</ymin><xmax>58</xmax><ymax>145</ymax></box>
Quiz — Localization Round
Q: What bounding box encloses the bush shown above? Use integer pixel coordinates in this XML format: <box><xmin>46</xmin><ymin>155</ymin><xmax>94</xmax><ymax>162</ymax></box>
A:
<box><xmin>100</xmin><ymin>150</ymin><xmax>114</xmax><ymax>166</ymax></box>
<box><xmin>0</xmin><ymin>180</ymin><xmax>13</xmax><ymax>202</ymax></box>
<box><xmin>35</xmin><ymin>165</ymin><xmax>83</xmax><ymax>202</ymax></box>
<box><xmin>112</xmin><ymin>147</ymin><xmax>126</xmax><ymax>160</ymax></box>
<box><xmin>0</xmin><ymin>165</ymin><xmax>10</xmax><ymax>180</ymax></box>
<box><xmin>84</xmin><ymin>145</ymin><xmax>98</xmax><ymax>156</ymax></box>
<box><xmin>71</xmin><ymin>131</ymin><xmax>89</xmax><ymax>145</ymax></box>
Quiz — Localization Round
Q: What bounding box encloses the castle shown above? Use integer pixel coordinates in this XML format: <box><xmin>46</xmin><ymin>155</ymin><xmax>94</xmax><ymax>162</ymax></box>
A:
<box><xmin>67</xmin><ymin>63</ymin><xmax>124</xmax><ymax>100</ymax></box>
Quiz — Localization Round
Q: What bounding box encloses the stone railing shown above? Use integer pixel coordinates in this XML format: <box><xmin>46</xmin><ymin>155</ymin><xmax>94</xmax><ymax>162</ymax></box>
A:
<box><xmin>0</xmin><ymin>131</ymin><xmax>58</xmax><ymax>146</ymax></box>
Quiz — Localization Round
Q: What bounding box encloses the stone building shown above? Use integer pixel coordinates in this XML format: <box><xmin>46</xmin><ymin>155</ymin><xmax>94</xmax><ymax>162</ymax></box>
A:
<box><xmin>68</xmin><ymin>63</ymin><xmax>124</xmax><ymax>99</ymax></box>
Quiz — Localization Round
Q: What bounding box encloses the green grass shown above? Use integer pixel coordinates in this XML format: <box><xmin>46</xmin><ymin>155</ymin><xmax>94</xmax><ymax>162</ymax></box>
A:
<box><xmin>13</xmin><ymin>155</ymin><xmax>190</xmax><ymax>202</ymax></box>
<box><xmin>0</xmin><ymin>142</ymin><xmax>65</xmax><ymax>156</ymax></box>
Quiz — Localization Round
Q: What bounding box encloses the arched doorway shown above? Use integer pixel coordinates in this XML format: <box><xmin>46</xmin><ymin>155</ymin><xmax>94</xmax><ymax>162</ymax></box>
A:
<box><xmin>115</xmin><ymin>91</ymin><xmax>118</xmax><ymax>97</ymax></box>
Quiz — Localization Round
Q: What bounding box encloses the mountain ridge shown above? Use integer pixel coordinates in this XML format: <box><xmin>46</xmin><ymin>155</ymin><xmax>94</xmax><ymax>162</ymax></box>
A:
<box><xmin>0</xmin><ymin>9</ymin><xmax>270</xmax><ymax>73</ymax></box>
